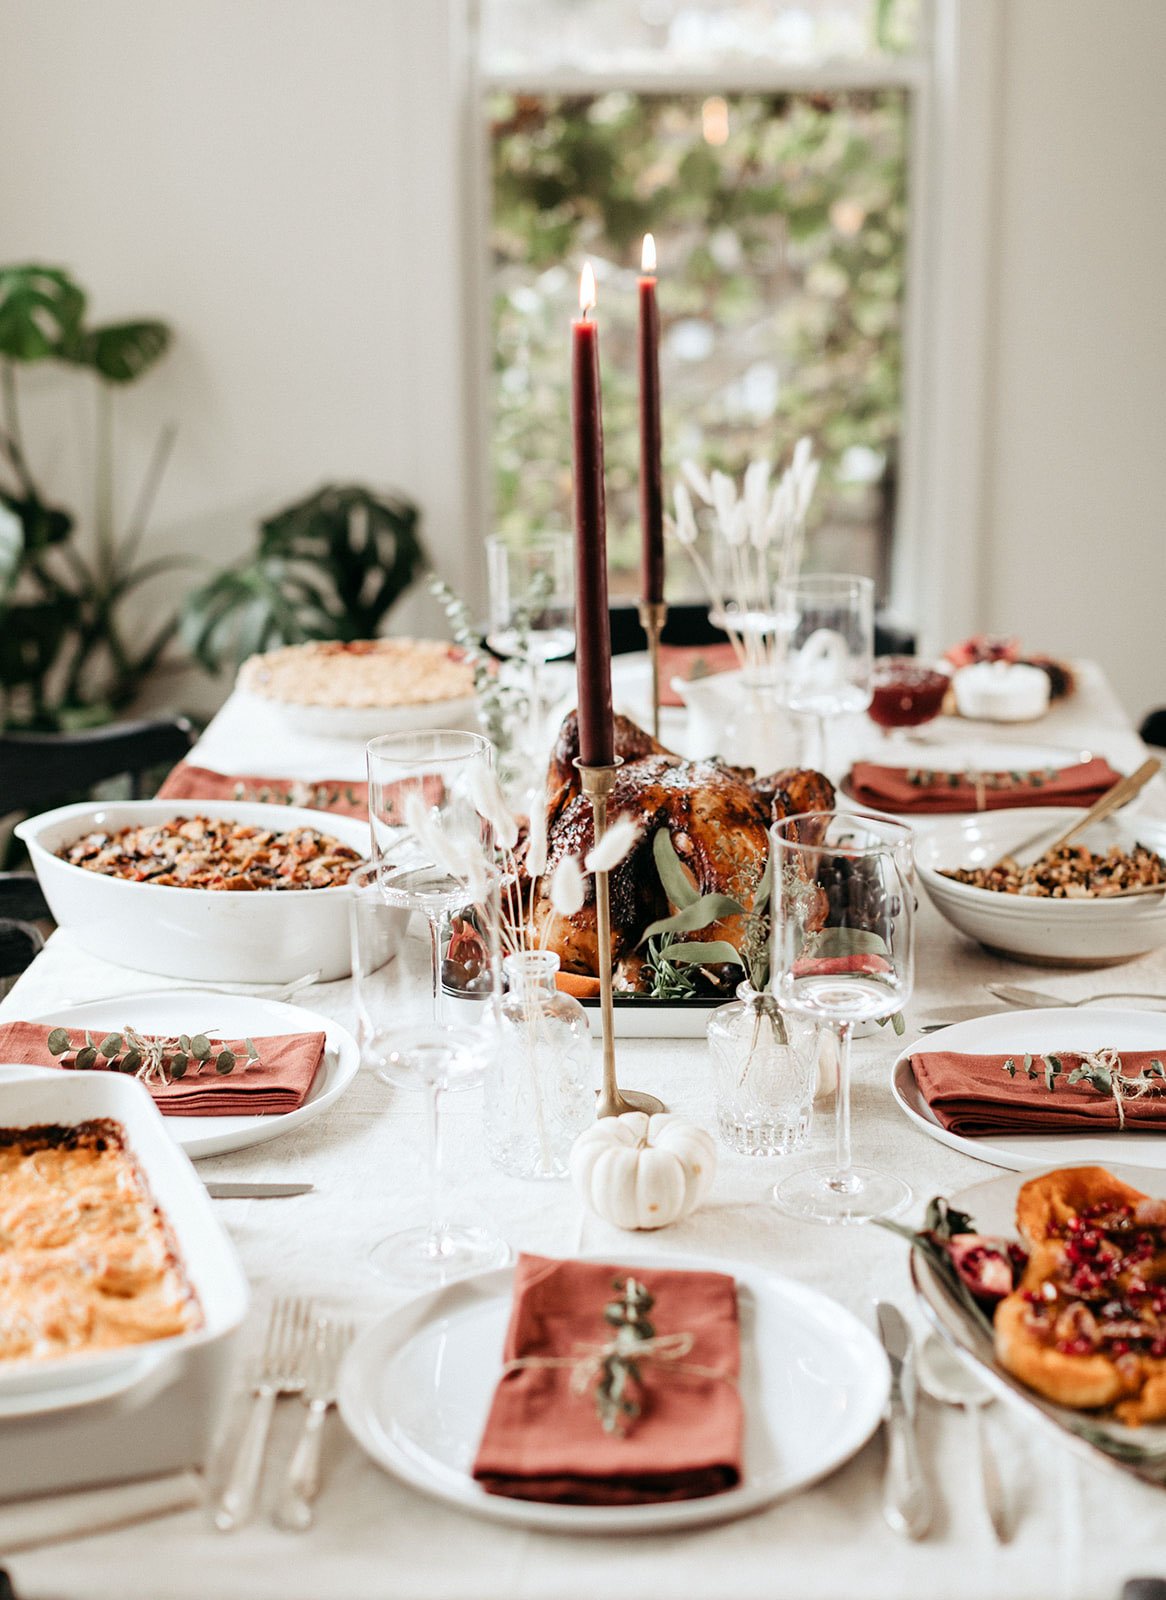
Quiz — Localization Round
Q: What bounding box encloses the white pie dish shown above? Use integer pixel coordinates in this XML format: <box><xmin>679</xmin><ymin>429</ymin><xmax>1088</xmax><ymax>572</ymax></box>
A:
<box><xmin>15</xmin><ymin>798</ymin><xmax>383</xmax><ymax>983</ymax></box>
<box><xmin>916</xmin><ymin>808</ymin><xmax>1166</xmax><ymax>966</ymax></box>
<box><xmin>0</xmin><ymin>1070</ymin><xmax>249</xmax><ymax>1497</ymax></box>
<box><xmin>234</xmin><ymin>686</ymin><xmax>481</xmax><ymax>743</ymax></box>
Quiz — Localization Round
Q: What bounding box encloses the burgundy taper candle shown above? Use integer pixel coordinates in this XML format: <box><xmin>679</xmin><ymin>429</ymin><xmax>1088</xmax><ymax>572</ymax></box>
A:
<box><xmin>638</xmin><ymin>233</ymin><xmax>665</xmax><ymax>607</ymax></box>
<box><xmin>571</xmin><ymin>262</ymin><xmax>615</xmax><ymax>768</ymax></box>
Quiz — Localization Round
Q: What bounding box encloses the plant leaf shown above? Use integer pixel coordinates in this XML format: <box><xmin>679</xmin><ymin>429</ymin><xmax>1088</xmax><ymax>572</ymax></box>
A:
<box><xmin>98</xmin><ymin>1034</ymin><xmax>123</xmax><ymax>1058</ymax></box>
<box><xmin>660</xmin><ymin>939</ymin><xmax>744</xmax><ymax>967</ymax></box>
<box><xmin>807</xmin><ymin>927</ymin><xmax>890</xmax><ymax>958</ymax></box>
<box><xmin>652</xmin><ymin>828</ymin><xmax>699</xmax><ymax>909</ymax></box>
<box><xmin>46</xmin><ymin>1027</ymin><xmax>70</xmax><ymax>1055</ymax></box>
<box><xmin>190</xmin><ymin>1035</ymin><xmax>211</xmax><ymax>1061</ymax></box>
<box><xmin>640</xmin><ymin>893</ymin><xmax>746</xmax><ymax>943</ymax></box>
<box><xmin>58</xmin><ymin>320</ymin><xmax>171</xmax><ymax>384</ymax></box>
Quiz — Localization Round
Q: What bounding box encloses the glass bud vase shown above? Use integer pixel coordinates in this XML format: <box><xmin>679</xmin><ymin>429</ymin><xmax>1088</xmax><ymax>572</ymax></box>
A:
<box><xmin>707</xmin><ymin>982</ymin><xmax>815</xmax><ymax>1156</ymax></box>
<box><xmin>718</xmin><ymin>666</ymin><xmax>798</xmax><ymax>775</ymax></box>
<box><xmin>483</xmin><ymin>950</ymin><xmax>594</xmax><ymax>1180</ymax></box>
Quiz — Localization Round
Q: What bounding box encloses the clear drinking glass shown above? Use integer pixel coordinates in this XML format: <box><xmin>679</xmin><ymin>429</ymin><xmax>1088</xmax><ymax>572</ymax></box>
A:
<box><xmin>350</xmin><ymin>871</ymin><xmax>509</xmax><ymax>1282</ymax></box>
<box><xmin>485</xmin><ymin>532</ymin><xmax>575</xmax><ymax>758</ymax></box>
<box><xmin>707</xmin><ymin>982</ymin><xmax>816</xmax><ymax>1156</ymax></box>
<box><xmin>777</xmin><ymin>573</ymin><xmax>874</xmax><ymax>775</ymax></box>
<box><xmin>768</xmin><ymin>811</ymin><xmax>914</xmax><ymax>1224</ymax></box>
<box><xmin>367</xmin><ymin>729</ymin><xmax>494</xmax><ymax>1019</ymax></box>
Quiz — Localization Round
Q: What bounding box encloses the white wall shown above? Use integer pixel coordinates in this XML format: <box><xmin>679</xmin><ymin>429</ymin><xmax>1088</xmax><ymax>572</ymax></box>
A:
<box><xmin>0</xmin><ymin>0</ymin><xmax>473</xmax><ymax>718</ymax></box>
<box><xmin>1</xmin><ymin>0</ymin><xmax>1163</xmax><ymax>723</ymax></box>
<box><xmin>981</xmin><ymin>0</ymin><xmax>1166</xmax><ymax>723</ymax></box>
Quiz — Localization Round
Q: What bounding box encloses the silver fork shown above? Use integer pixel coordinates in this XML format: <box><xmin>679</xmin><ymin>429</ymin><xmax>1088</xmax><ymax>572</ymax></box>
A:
<box><xmin>214</xmin><ymin>1296</ymin><xmax>313</xmax><ymax>1532</ymax></box>
<box><xmin>272</xmin><ymin>1317</ymin><xmax>355</xmax><ymax>1532</ymax></box>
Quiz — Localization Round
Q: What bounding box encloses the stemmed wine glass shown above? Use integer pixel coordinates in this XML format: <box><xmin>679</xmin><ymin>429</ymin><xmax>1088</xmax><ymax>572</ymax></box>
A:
<box><xmin>485</xmin><ymin>532</ymin><xmax>575</xmax><ymax>762</ymax></box>
<box><xmin>367</xmin><ymin>729</ymin><xmax>494</xmax><ymax>1019</ymax></box>
<box><xmin>768</xmin><ymin>811</ymin><xmax>915</xmax><ymax>1225</ymax></box>
<box><xmin>777</xmin><ymin>573</ymin><xmax>874</xmax><ymax>777</ymax></box>
<box><xmin>350</xmin><ymin>869</ymin><xmax>510</xmax><ymax>1286</ymax></box>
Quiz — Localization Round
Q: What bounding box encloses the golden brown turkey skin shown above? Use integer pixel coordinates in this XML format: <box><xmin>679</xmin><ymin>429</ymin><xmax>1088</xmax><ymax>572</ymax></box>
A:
<box><xmin>534</xmin><ymin>712</ymin><xmax>834</xmax><ymax>985</ymax></box>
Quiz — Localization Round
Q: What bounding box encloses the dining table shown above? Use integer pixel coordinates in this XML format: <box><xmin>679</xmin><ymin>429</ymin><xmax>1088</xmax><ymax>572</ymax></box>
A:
<box><xmin>4</xmin><ymin>657</ymin><xmax>1166</xmax><ymax>1600</ymax></box>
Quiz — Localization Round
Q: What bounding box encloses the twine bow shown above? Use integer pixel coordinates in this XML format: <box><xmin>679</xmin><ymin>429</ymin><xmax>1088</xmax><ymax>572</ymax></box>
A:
<box><xmin>503</xmin><ymin>1327</ymin><xmax>735</xmax><ymax>1434</ymax></box>
<box><xmin>1075</xmin><ymin>1046</ymin><xmax>1162</xmax><ymax>1130</ymax></box>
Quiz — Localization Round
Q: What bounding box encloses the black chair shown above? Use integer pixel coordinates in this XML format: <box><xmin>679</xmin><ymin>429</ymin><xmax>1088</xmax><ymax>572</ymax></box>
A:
<box><xmin>0</xmin><ymin>714</ymin><xmax>195</xmax><ymax>816</ymax></box>
<box><xmin>608</xmin><ymin>601</ymin><xmax>916</xmax><ymax>656</ymax></box>
<box><xmin>1140</xmin><ymin>710</ymin><xmax>1166</xmax><ymax>749</ymax></box>
<box><xmin>0</xmin><ymin>714</ymin><xmax>196</xmax><ymax>977</ymax></box>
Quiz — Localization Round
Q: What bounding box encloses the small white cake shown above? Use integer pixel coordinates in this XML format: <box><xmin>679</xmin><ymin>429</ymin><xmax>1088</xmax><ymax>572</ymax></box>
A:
<box><xmin>953</xmin><ymin>660</ymin><xmax>1051</xmax><ymax>722</ymax></box>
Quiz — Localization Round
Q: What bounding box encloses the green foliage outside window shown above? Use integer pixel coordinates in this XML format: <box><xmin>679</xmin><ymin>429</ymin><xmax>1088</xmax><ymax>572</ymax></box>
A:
<box><xmin>490</xmin><ymin>88</ymin><xmax>908</xmax><ymax>595</ymax></box>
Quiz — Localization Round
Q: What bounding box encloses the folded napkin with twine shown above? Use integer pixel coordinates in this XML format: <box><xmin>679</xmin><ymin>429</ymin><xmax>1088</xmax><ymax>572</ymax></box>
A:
<box><xmin>658</xmin><ymin>643</ymin><xmax>740</xmax><ymax>708</ymax></box>
<box><xmin>0</xmin><ymin>1023</ymin><xmax>326</xmax><ymax>1116</ymax></box>
<box><xmin>846</xmin><ymin>755</ymin><xmax>1122</xmax><ymax>815</ymax></box>
<box><xmin>911</xmin><ymin>1046</ymin><xmax>1166</xmax><ymax>1136</ymax></box>
<box><xmin>472</xmin><ymin>1253</ymin><xmax>743</xmax><ymax>1505</ymax></box>
<box><xmin>157</xmin><ymin>761</ymin><xmax>367</xmax><ymax>818</ymax></box>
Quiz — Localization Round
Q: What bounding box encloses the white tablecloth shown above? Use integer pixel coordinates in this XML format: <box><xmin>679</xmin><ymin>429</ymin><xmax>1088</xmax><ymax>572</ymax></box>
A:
<box><xmin>6</xmin><ymin>663</ymin><xmax>1166</xmax><ymax>1600</ymax></box>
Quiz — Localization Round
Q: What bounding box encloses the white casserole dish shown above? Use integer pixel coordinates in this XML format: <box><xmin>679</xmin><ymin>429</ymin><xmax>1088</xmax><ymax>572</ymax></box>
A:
<box><xmin>917</xmin><ymin>808</ymin><xmax>1166</xmax><ymax>966</ymax></box>
<box><xmin>15</xmin><ymin>798</ymin><xmax>377</xmax><ymax>983</ymax></box>
<box><xmin>0</xmin><ymin>1070</ymin><xmax>249</xmax><ymax>1498</ymax></box>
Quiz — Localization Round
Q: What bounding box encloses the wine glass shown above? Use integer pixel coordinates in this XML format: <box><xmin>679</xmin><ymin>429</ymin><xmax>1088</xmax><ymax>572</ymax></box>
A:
<box><xmin>349</xmin><ymin>879</ymin><xmax>510</xmax><ymax>1285</ymax></box>
<box><xmin>777</xmin><ymin>573</ymin><xmax>874</xmax><ymax>776</ymax></box>
<box><xmin>867</xmin><ymin>655</ymin><xmax>952</xmax><ymax>742</ymax></box>
<box><xmin>367</xmin><ymin>729</ymin><xmax>494</xmax><ymax>1019</ymax></box>
<box><xmin>485</xmin><ymin>532</ymin><xmax>575</xmax><ymax>760</ymax></box>
<box><xmin>768</xmin><ymin>811</ymin><xmax>914</xmax><ymax>1225</ymax></box>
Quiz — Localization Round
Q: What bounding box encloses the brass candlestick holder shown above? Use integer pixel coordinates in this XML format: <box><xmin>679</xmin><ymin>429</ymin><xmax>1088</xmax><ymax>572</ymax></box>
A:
<box><xmin>575</xmin><ymin>757</ymin><xmax>665</xmax><ymax>1119</ymax></box>
<box><xmin>637</xmin><ymin>600</ymin><xmax>668</xmax><ymax>742</ymax></box>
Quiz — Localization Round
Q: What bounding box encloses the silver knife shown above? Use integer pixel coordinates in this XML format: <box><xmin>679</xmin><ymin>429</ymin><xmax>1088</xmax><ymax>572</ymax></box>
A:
<box><xmin>203</xmin><ymin>1181</ymin><xmax>314</xmax><ymax>1199</ymax></box>
<box><xmin>875</xmin><ymin>1301</ymin><xmax>932</xmax><ymax>1540</ymax></box>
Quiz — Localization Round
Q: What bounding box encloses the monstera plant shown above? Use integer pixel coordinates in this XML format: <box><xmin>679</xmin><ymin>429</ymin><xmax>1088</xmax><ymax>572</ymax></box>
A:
<box><xmin>180</xmin><ymin>482</ymin><xmax>428</xmax><ymax>675</ymax></box>
<box><xmin>0</xmin><ymin>263</ymin><xmax>179</xmax><ymax>729</ymax></box>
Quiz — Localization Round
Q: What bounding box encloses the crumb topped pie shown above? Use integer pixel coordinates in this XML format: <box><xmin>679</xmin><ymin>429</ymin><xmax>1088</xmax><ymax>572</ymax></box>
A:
<box><xmin>238</xmin><ymin>638</ymin><xmax>474</xmax><ymax>709</ymax></box>
<box><xmin>0</xmin><ymin>1119</ymin><xmax>200</xmax><ymax>1365</ymax></box>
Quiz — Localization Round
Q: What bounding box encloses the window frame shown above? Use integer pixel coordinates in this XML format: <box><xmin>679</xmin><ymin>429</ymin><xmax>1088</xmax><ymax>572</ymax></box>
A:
<box><xmin>461</xmin><ymin>0</ymin><xmax>1001</xmax><ymax>644</ymax></box>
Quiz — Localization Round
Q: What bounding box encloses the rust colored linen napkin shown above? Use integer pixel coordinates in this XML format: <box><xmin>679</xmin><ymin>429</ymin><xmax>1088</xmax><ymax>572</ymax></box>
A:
<box><xmin>846</xmin><ymin>755</ymin><xmax>1122</xmax><ymax>815</ymax></box>
<box><xmin>658</xmin><ymin>642</ymin><xmax>740</xmax><ymax>708</ymax></box>
<box><xmin>472</xmin><ymin>1253</ymin><xmax>743</xmax><ymax>1505</ymax></box>
<box><xmin>157</xmin><ymin>761</ymin><xmax>368</xmax><ymax>818</ymax></box>
<box><xmin>0</xmin><ymin>1022</ymin><xmax>326</xmax><ymax>1116</ymax></box>
<box><xmin>911</xmin><ymin>1047</ymin><xmax>1166</xmax><ymax>1136</ymax></box>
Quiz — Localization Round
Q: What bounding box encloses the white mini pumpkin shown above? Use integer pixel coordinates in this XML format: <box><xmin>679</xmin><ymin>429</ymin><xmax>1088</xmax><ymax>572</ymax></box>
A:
<box><xmin>569</xmin><ymin>1112</ymin><xmax>717</xmax><ymax>1231</ymax></box>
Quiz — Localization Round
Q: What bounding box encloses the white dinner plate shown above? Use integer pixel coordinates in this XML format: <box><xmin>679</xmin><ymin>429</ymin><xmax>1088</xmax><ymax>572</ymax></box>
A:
<box><xmin>909</xmin><ymin>1162</ymin><xmax>1166</xmax><ymax>1488</ymax></box>
<box><xmin>338</xmin><ymin>1251</ymin><xmax>889</xmax><ymax>1534</ymax></box>
<box><xmin>15</xmin><ymin>991</ymin><xmax>359</xmax><ymax>1159</ymax></box>
<box><xmin>892</xmin><ymin>1007</ymin><xmax>1166</xmax><ymax>1172</ymax></box>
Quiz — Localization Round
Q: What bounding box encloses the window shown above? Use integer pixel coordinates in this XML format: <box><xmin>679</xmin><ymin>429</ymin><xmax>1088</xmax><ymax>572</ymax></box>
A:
<box><xmin>481</xmin><ymin>0</ymin><xmax>926</xmax><ymax>604</ymax></box>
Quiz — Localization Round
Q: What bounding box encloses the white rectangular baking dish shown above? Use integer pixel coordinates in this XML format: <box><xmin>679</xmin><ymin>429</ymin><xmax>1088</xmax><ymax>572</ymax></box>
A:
<box><xmin>0</xmin><ymin>1071</ymin><xmax>250</xmax><ymax>1499</ymax></box>
<box><xmin>14</xmin><ymin>797</ymin><xmax>376</xmax><ymax>983</ymax></box>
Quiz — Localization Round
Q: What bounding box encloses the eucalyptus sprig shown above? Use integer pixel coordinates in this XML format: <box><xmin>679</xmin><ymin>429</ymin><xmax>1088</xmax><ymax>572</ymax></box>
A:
<box><xmin>46</xmin><ymin>1025</ymin><xmax>259</xmax><ymax>1087</ymax></box>
<box><xmin>1002</xmin><ymin>1047</ymin><xmax>1166</xmax><ymax>1129</ymax></box>
<box><xmin>595</xmin><ymin>1277</ymin><xmax>656</xmax><ymax>1435</ymax></box>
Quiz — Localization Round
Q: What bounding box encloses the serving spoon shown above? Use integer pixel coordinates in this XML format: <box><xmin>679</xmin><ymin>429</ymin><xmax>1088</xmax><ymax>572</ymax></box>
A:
<box><xmin>918</xmin><ymin>1334</ymin><xmax>1009</xmax><ymax>1543</ymax></box>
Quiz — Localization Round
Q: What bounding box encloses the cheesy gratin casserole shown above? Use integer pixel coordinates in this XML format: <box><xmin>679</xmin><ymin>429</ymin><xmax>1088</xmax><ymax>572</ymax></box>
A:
<box><xmin>0</xmin><ymin>1119</ymin><xmax>200</xmax><ymax>1365</ymax></box>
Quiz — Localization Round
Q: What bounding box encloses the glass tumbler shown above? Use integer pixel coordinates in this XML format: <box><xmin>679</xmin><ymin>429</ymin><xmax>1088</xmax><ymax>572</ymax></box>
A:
<box><xmin>707</xmin><ymin>982</ymin><xmax>816</xmax><ymax>1156</ymax></box>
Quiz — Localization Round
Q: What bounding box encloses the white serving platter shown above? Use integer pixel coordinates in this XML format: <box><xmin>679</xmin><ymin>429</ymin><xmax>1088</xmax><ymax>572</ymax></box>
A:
<box><xmin>338</xmin><ymin>1251</ymin><xmax>889</xmax><ymax>1534</ymax></box>
<box><xmin>909</xmin><ymin>1162</ymin><xmax>1166</xmax><ymax>1489</ymax></box>
<box><xmin>892</xmin><ymin>1007</ymin><xmax>1166</xmax><ymax>1172</ymax></box>
<box><xmin>8</xmin><ymin>990</ymin><xmax>360</xmax><ymax>1159</ymax></box>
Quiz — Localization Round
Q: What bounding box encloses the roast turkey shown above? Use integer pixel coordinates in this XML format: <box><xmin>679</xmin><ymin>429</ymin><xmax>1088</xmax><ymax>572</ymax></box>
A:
<box><xmin>532</xmin><ymin>711</ymin><xmax>834</xmax><ymax>990</ymax></box>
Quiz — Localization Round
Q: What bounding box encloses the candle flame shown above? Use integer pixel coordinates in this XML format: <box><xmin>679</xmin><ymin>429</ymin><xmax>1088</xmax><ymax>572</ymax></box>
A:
<box><xmin>579</xmin><ymin>261</ymin><xmax>597</xmax><ymax>315</ymax></box>
<box><xmin>641</xmin><ymin>233</ymin><xmax>656</xmax><ymax>274</ymax></box>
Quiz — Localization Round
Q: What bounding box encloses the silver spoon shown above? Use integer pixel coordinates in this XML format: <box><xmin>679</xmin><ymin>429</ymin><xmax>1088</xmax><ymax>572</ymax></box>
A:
<box><xmin>987</xmin><ymin>983</ymin><xmax>1166</xmax><ymax>1011</ymax></box>
<box><xmin>918</xmin><ymin>1334</ymin><xmax>1009</xmax><ymax>1543</ymax></box>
